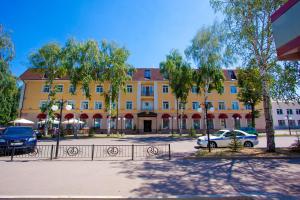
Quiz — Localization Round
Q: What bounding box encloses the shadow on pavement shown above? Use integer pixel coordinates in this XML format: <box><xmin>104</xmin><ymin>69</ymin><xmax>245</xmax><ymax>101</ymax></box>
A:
<box><xmin>117</xmin><ymin>158</ymin><xmax>300</xmax><ymax>199</ymax></box>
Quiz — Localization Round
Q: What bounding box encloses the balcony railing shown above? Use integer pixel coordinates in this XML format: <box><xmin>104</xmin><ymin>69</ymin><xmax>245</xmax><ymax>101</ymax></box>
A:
<box><xmin>141</xmin><ymin>91</ymin><xmax>154</xmax><ymax>96</ymax></box>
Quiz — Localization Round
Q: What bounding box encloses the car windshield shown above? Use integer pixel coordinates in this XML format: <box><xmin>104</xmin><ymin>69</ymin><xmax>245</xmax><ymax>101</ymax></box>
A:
<box><xmin>211</xmin><ymin>131</ymin><xmax>226</xmax><ymax>136</ymax></box>
<box><xmin>3</xmin><ymin>127</ymin><xmax>33</xmax><ymax>136</ymax></box>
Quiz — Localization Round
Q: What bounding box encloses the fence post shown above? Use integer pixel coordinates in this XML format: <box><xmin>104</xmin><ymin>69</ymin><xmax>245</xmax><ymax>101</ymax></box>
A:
<box><xmin>10</xmin><ymin>147</ymin><xmax>15</xmax><ymax>161</ymax></box>
<box><xmin>91</xmin><ymin>144</ymin><xmax>95</xmax><ymax>161</ymax></box>
<box><xmin>50</xmin><ymin>145</ymin><xmax>54</xmax><ymax>160</ymax></box>
<box><xmin>168</xmin><ymin>144</ymin><xmax>171</xmax><ymax>160</ymax></box>
<box><xmin>132</xmin><ymin>144</ymin><xmax>134</xmax><ymax>160</ymax></box>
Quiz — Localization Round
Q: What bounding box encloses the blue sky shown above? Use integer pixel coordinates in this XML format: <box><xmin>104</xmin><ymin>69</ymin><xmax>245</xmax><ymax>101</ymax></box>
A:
<box><xmin>1</xmin><ymin>0</ymin><xmax>222</xmax><ymax>77</ymax></box>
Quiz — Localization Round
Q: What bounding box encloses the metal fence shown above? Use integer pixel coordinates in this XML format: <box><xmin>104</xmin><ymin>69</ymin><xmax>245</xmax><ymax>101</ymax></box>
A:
<box><xmin>0</xmin><ymin>144</ymin><xmax>171</xmax><ymax>161</ymax></box>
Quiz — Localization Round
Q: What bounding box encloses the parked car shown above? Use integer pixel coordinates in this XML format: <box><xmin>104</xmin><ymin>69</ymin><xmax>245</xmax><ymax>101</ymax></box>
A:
<box><xmin>196</xmin><ymin>129</ymin><xmax>259</xmax><ymax>148</ymax></box>
<box><xmin>34</xmin><ymin>129</ymin><xmax>43</xmax><ymax>139</ymax></box>
<box><xmin>0</xmin><ymin>126</ymin><xmax>37</xmax><ymax>152</ymax></box>
<box><xmin>239</xmin><ymin>127</ymin><xmax>258</xmax><ymax>136</ymax></box>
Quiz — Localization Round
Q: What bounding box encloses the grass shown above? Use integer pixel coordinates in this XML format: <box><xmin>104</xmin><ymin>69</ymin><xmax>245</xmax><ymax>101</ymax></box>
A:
<box><xmin>169</xmin><ymin>133</ymin><xmax>203</xmax><ymax>139</ymax></box>
<box><xmin>194</xmin><ymin>147</ymin><xmax>300</xmax><ymax>158</ymax></box>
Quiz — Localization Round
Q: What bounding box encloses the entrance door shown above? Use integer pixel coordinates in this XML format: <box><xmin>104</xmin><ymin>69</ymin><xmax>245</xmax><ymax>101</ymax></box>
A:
<box><xmin>144</xmin><ymin>120</ymin><xmax>152</xmax><ymax>132</ymax></box>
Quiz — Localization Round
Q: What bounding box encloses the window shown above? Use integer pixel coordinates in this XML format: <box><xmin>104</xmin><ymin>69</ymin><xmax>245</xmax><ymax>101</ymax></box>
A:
<box><xmin>144</xmin><ymin>69</ymin><xmax>151</xmax><ymax>79</ymax></box>
<box><xmin>206</xmin><ymin>102</ymin><xmax>213</xmax><ymax>109</ymax></box>
<box><xmin>94</xmin><ymin>118</ymin><xmax>101</xmax><ymax>128</ymax></box>
<box><xmin>162</xmin><ymin>85</ymin><xmax>169</xmax><ymax>93</ymax></box>
<box><xmin>82</xmin><ymin>88</ymin><xmax>89</xmax><ymax>96</ymax></box>
<box><xmin>232</xmin><ymin>101</ymin><xmax>239</xmax><ymax>110</ymax></box>
<box><xmin>234</xmin><ymin>118</ymin><xmax>241</xmax><ymax>129</ymax></box>
<box><xmin>247</xmin><ymin>118</ymin><xmax>253</xmax><ymax>127</ymax></box>
<box><xmin>296</xmin><ymin>109</ymin><xmax>300</xmax><ymax>115</ymax></box>
<box><xmin>287</xmin><ymin>109</ymin><xmax>293</xmax><ymax>115</ymax></box>
<box><xmin>277</xmin><ymin>109</ymin><xmax>283</xmax><ymax>115</ymax></box>
<box><xmin>69</xmin><ymin>85</ymin><xmax>75</xmax><ymax>93</ymax></box>
<box><xmin>81</xmin><ymin>101</ymin><xmax>89</xmax><ymax>110</ymax></box>
<box><xmin>289</xmin><ymin>120</ymin><xmax>296</xmax><ymax>127</ymax></box>
<box><xmin>125</xmin><ymin>119</ymin><xmax>133</xmax><ymax>129</ymax></box>
<box><xmin>141</xmin><ymin>85</ymin><xmax>153</xmax><ymax>96</ymax></box>
<box><xmin>218</xmin><ymin>102</ymin><xmax>226</xmax><ymax>110</ymax></box>
<box><xmin>180</xmin><ymin>119</ymin><xmax>187</xmax><ymax>129</ymax></box>
<box><xmin>127</xmin><ymin>70</ymin><xmax>133</xmax><ymax>77</ymax></box>
<box><xmin>55</xmin><ymin>100</ymin><xmax>62</xmax><ymax>109</ymax></box>
<box><xmin>127</xmin><ymin>85</ymin><xmax>133</xmax><ymax>93</ymax></box>
<box><xmin>112</xmin><ymin>102</ymin><xmax>117</xmax><ymax>109</ymax></box>
<box><xmin>55</xmin><ymin>85</ymin><xmax>63</xmax><ymax>93</ymax></box>
<box><xmin>230</xmin><ymin>86</ymin><xmax>237</xmax><ymax>94</ymax></box>
<box><xmin>163</xmin><ymin>101</ymin><xmax>169</xmax><ymax>110</ymax></box>
<box><xmin>192</xmin><ymin>102</ymin><xmax>199</xmax><ymax>110</ymax></box>
<box><xmin>94</xmin><ymin>101</ymin><xmax>102</xmax><ymax>110</ymax></box>
<box><xmin>220</xmin><ymin>119</ymin><xmax>226</xmax><ymax>128</ymax></box>
<box><xmin>162</xmin><ymin>119</ymin><xmax>170</xmax><ymax>129</ymax></box>
<box><xmin>42</xmin><ymin>85</ymin><xmax>50</xmax><ymax>93</ymax></box>
<box><xmin>298</xmin><ymin>120</ymin><xmax>300</xmax><ymax>126</ymax></box>
<box><xmin>193</xmin><ymin>119</ymin><xmax>200</xmax><ymax>130</ymax></box>
<box><xmin>278</xmin><ymin>120</ymin><xmax>286</xmax><ymax>127</ymax></box>
<box><xmin>191</xmin><ymin>86</ymin><xmax>198</xmax><ymax>94</ymax></box>
<box><xmin>245</xmin><ymin>104</ymin><xmax>252</xmax><ymax>110</ymax></box>
<box><xmin>40</xmin><ymin>101</ymin><xmax>47</xmax><ymax>109</ymax></box>
<box><xmin>110</xmin><ymin>118</ymin><xmax>116</xmax><ymax>129</ymax></box>
<box><xmin>126</xmin><ymin>101</ymin><xmax>133</xmax><ymax>110</ymax></box>
<box><xmin>179</xmin><ymin>102</ymin><xmax>186</xmax><ymax>110</ymax></box>
<box><xmin>96</xmin><ymin>85</ymin><xmax>103</xmax><ymax>93</ymax></box>
<box><xmin>67</xmin><ymin>100</ymin><xmax>75</xmax><ymax>109</ymax></box>
<box><xmin>228</xmin><ymin>70</ymin><xmax>237</xmax><ymax>80</ymax></box>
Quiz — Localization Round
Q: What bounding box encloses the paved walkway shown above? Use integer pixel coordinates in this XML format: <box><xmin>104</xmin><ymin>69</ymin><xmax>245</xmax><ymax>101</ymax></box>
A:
<box><xmin>0</xmin><ymin>158</ymin><xmax>299</xmax><ymax>199</ymax></box>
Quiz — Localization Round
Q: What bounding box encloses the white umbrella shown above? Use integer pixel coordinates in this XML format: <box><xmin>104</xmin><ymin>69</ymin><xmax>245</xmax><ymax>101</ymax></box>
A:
<box><xmin>9</xmin><ymin>118</ymin><xmax>34</xmax><ymax>124</ymax></box>
<box><xmin>62</xmin><ymin>118</ymin><xmax>84</xmax><ymax>124</ymax></box>
<box><xmin>38</xmin><ymin>119</ymin><xmax>60</xmax><ymax>124</ymax></box>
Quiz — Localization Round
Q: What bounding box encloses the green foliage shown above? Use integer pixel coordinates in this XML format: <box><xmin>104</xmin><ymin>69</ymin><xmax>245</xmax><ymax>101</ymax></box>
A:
<box><xmin>88</xmin><ymin>128</ymin><xmax>95</xmax><ymax>137</ymax></box>
<box><xmin>189</xmin><ymin>129</ymin><xmax>197</xmax><ymax>137</ymax></box>
<box><xmin>228</xmin><ymin>132</ymin><xmax>243</xmax><ymax>152</ymax></box>
<box><xmin>0</xmin><ymin>25</ymin><xmax>19</xmax><ymax>125</ymax></box>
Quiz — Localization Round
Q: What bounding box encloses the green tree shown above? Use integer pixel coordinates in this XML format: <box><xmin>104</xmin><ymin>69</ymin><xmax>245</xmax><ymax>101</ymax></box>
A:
<box><xmin>0</xmin><ymin>25</ymin><xmax>19</xmax><ymax>125</ymax></box>
<box><xmin>100</xmin><ymin>41</ymin><xmax>133</xmax><ymax>135</ymax></box>
<box><xmin>210</xmin><ymin>0</ymin><xmax>287</xmax><ymax>152</ymax></box>
<box><xmin>29</xmin><ymin>43</ymin><xmax>65</xmax><ymax>135</ymax></box>
<box><xmin>185</xmin><ymin>22</ymin><xmax>229</xmax><ymax>149</ymax></box>
<box><xmin>237</xmin><ymin>67</ymin><xmax>263</xmax><ymax>128</ymax></box>
<box><xmin>160</xmin><ymin>49</ymin><xmax>193</xmax><ymax>134</ymax></box>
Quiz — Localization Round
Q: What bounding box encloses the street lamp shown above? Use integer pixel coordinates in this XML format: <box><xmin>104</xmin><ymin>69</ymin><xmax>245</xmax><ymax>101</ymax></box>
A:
<box><xmin>285</xmin><ymin>115</ymin><xmax>292</xmax><ymax>135</ymax></box>
<box><xmin>198</xmin><ymin>104</ymin><xmax>214</xmax><ymax>152</ymax></box>
<box><xmin>51</xmin><ymin>100</ymin><xmax>72</xmax><ymax>158</ymax></box>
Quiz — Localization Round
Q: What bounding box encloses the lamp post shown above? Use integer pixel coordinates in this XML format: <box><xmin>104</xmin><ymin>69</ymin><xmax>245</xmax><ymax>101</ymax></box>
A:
<box><xmin>51</xmin><ymin>100</ymin><xmax>72</xmax><ymax>159</ymax></box>
<box><xmin>285</xmin><ymin>115</ymin><xmax>292</xmax><ymax>135</ymax></box>
<box><xmin>198</xmin><ymin>103</ymin><xmax>214</xmax><ymax>152</ymax></box>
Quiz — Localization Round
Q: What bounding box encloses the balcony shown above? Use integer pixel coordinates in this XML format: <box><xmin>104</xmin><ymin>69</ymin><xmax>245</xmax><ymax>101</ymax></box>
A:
<box><xmin>141</xmin><ymin>107</ymin><xmax>154</xmax><ymax>112</ymax></box>
<box><xmin>141</xmin><ymin>91</ymin><xmax>154</xmax><ymax>96</ymax></box>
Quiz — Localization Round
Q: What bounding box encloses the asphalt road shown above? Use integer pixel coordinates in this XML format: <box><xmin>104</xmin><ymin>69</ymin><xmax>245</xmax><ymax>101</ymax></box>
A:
<box><xmin>0</xmin><ymin>158</ymin><xmax>299</xmax><ymax>199</ymax></box>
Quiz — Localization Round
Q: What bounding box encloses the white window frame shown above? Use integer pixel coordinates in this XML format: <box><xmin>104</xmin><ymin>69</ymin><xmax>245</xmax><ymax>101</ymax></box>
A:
<box><xmin>126</xmin><ymin>85</ymin><xmax>133</xmax><ymax>93</ymax></box>
<box><xmin>55</xmin><ymin>84</ymin><xmax>64</xmax><ymax>93</ymax></box>
<box><xmin>81</xmin><ymin>101</ymin><xmax>89</xmax><ymax>110</ymax></box>
<box><xmin>192</xmin><ymin>102</ymin><xmax>199</xmax><ymax>110</ymax></box>
<box><xmin>42</xmin><ymin>85</ymin><xmax>50</xmax><ymax>93</ymax></box>
<box><xmin>232</xmin><ymin>101</ymin><xmax>239</xmax><ymax>110</ymax></box>
<box><xmin>69</xmin><ymin>85</ymin><xmax>75</xmax><ymax>93</ymax></box>
<box><xmin>94</xmin><ymin>101</ymin><xmax>102</xmax><ymax>110</ymax></box>
<box><xmin>162</xmin><ymin>101</ymin><xmax>169</xmax><ymax>110</ymax></box>
<box><xmin>67</xmin><ymin>100</ymin><xmax>75</xmax><ymax>110</ymax></box>
<box><xmin>277</xmin><ymin>109</ymin><xmax>283</xmax><ymax>115</ymax></box>
<box><xmin>191</xmin><ymin>86</ymin><xmax>198</xmax><ymax>94</ymax></box>
<box><xmin>126</xmin><ymin>101</ymin><xmax>133</xmax><ymax>110</ymax></box>
<box><xmin>218</xmin><ymin>101</ymin><xmax>226</xmax><ymax>110</ymax></box>
<box><xmin>162</xmin><ymin>85</ymin><xmax>169</xmax><ymax>94</ymax></box>
<box><xmin>95</xmin><ymin>85</ymin><xmax>103</xmax><ymax>93</ymax></box>
<box><xmin>40</xmin><ymin>100</ymin><xmax>48</xmax><ymax>109</ymax></box>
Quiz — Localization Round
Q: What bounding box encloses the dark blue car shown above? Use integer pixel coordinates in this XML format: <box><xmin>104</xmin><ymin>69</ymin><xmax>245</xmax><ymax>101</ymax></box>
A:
<box><xmin>0</xmin><ymin>126</ymin><xmax>37</xmax><ymax>153</ymax></box>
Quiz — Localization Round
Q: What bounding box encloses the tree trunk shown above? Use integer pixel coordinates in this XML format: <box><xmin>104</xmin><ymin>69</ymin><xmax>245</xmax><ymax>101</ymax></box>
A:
<box><xmin>107</xmin><ymin>92</ymin><xmax>112</xmax><ymax>135</ymax></box>
<box><xmin>251</xmin><ymin>103</ymin><xmax>256</xmax><ymax>128</ymax></box>
<box><xmin>116</xmin><ymin>94</ymin><xmax>119</xmax><ymax>134</ymax></box>
<box><xmin>176</xmin><ymin>99</ymin><xmax>179</xmax><ymax>133</ymax></box>
<box><xmin>180</xmin><ymin>104</ymin><xmax>183</xmax><ymax>136</ymax></box>
<box><xmin>262</xmin><ymin>77</ymin><xmax>275</xmax><ymax>152</ymax></box>
<box><xmin>44</xmin><ymin>85</ymin><xmax>52</xmax><ymax>136</ymax></box>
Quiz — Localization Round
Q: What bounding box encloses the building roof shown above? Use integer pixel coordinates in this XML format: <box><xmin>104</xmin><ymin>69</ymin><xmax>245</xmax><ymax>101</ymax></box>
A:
<box><xmin>19</xmin><ymin>68</ymin><xmax>237</xmax><ymax>81</ymax></box>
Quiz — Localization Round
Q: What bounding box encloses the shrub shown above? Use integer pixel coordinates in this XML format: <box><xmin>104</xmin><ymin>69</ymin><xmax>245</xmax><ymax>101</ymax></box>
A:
<box><xmin>88</xmin><ymin>128</ymin><xmax>95</xmax><ymax>137</ymax></box>
<box><xmin>228</xmin><ymin>132</ymin><xmax>243</xmax><ymax>152</ymax></box>
<box><xmin>189</xmin><ymin>129</ymin><xmax>197</xmax><ymax>137</ymax></box>
<box><xmin>290</xmin><ymin>132</ymin><xmax>300</xmax><ymax>152</ymax></box>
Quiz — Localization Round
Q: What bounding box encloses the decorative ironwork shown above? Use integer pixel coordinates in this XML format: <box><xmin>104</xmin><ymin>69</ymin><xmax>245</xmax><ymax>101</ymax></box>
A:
<box><xmin>66</xmin><ymin>146</ymin><xmax>79</xmax><ymax>156</ymax></box>
<box><xmin>147</xmin><ymin>146</ymin><xmax>159</xmax><ymax>156</ymax></box>
<box><xmin>106</xmin><ymin>146</ymin><xmax>119</xmax><ymax>157</ymax></box>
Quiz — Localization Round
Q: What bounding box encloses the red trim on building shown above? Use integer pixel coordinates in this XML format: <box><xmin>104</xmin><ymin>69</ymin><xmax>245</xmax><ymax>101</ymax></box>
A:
<box><xmin>65</xmin><ymin>113</ymin><xmax>74</xmax><ymax>119</ymax></box>
<box><xmin>178</xmin><ymin>114</ymin><xmax>188</xmax><ymax>119</ymax></box>
<box><xmin>271</xmin><ymin>0</ymin><xmax>299</xmax><ymax>22</ymax></box>
<box><xmin>93</xmin><ymin>113</ymin><xmax>103</xmax><ymax>119</ymax></box>
<box><xmin>218</xmin><ymin>113</ymin><xmax>228</xmax><ymax>119</ymax></box>
<box><xmin>232</xmin><ymin>113</ymin><xmax>242</xmax><ymax>118</ymax></box>
<box><xmin>162</xmin><ymin>113</ymin><xmax>171</xmax><ymax>119</ymax></box>
<box><xmin>37</xmin><ymin>113</ymin><xmax>46</xmax><ymax>119</ymax></box>
<box><xmin>80</xmin><ymin>113</ymin><xmax>89</xmax><ymax>119</ymax></box>
<box><xmin>277</xmin><ymin>35</ymin><xmax>300</xmax><ymax>60</ymax></box>
<box><xmin>191</xmin><ymin>113</ymin><xmax>201</xmax><ymax>119</ymax></box>
<box><xmin>124</xmin><ymin>113</ymin><xmax>134</xmax><ymax>119</ymax></box>
<box><xmin>54</xmin><ymin>113</ymin><xmax>61</xmax><ymax>119</ymax></box>
<box><xmin>207</xmin><ymin>113</ymin><xmax>215</xmax><ymax>119</ymax></box>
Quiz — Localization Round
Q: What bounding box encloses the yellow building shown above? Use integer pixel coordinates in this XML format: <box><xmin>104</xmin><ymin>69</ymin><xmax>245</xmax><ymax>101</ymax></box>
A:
<box><xmin>19</xmin><ymin>68</ymin><xmax>265</xmax><ymax>133</ymax></box>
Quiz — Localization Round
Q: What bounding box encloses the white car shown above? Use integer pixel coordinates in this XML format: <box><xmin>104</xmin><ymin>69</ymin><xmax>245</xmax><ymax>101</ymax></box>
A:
<box><xmin>196</xmin><ymin>129</ymin><xmax>259</xmax><ymax>148</ymax></box>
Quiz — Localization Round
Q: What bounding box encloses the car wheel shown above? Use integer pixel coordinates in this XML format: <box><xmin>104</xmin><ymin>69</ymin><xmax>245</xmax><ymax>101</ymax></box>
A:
<box><xmin>244</xmin><ymin>141</ymin><xmax>253</xmax><ymax>147</ymax></box>
<box><xmin>208</xmin><ymin>141</ymin><xmax>217</xmax><ymax>148</ymax></box>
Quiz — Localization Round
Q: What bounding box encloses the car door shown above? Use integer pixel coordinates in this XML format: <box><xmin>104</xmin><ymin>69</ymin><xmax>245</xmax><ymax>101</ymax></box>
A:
<box><xmin>233</xmin><ymin>130</ymin><xmax>246</xmax><ymax>143</ymax></box>
<box><xmin>221</xmin><ymin>131</ymin><xmax>234</xmax><ymax>147</ymax></box>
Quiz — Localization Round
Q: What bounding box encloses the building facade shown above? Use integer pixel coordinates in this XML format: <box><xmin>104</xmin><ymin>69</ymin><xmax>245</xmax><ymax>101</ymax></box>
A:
<box><xmin>19</xmin><ymin>68</ymin><xmax>266</xmax><ymax>133</ymax></box>
<box><xmin>271</xmin><ymin>101</ymin><xmax>300</xmax><ymax>129</ymax></box>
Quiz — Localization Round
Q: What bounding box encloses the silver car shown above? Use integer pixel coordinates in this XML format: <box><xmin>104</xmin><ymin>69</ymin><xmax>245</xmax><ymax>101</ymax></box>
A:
<box><xmin>196</xmin><ymin>129</ymin><xmax>259</xmax><ymax>148</ymax></box>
